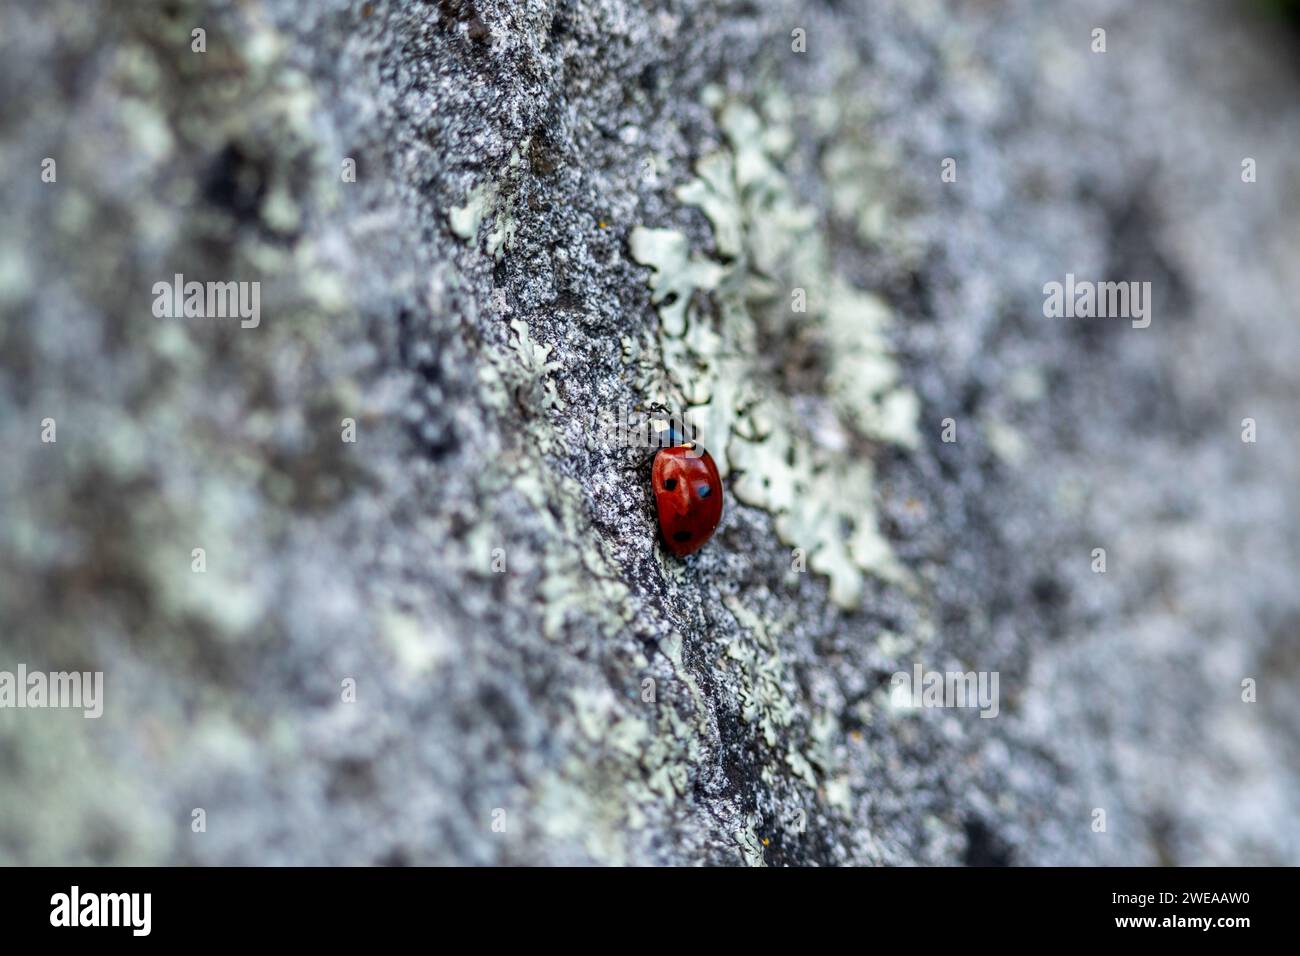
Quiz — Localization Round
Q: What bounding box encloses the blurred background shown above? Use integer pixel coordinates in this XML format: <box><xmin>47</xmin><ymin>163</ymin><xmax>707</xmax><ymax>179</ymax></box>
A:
<box><xmin>1</xmin><ymin>0</ymin><xmax>1298</xmax><ymax>865</ymax></box>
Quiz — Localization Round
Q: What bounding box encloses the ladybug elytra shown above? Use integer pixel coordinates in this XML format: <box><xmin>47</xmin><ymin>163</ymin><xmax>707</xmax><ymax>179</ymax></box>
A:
<box><xmin>652</xmin><ymin>441</ymin><xmax>723</xmax><ymax>556</ymax></box>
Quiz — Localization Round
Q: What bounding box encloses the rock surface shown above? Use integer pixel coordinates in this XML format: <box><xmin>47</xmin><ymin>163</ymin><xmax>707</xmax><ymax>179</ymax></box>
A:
<box><xmin>1</xmin><ymin>0</ymin><xmax>1298</xmax><ymax>865</ymax></box>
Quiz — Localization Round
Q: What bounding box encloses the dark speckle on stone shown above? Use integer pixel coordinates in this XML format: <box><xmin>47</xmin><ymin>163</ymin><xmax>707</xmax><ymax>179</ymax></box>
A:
<box><xmin>467</xmin><ymin>15</ymin><xmax>491</xmax><ymax>44</ymax></box>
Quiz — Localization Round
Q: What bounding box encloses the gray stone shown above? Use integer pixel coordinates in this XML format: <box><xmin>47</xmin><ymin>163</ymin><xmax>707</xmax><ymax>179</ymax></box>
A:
<box><xmin>1</xmin><ymin>0</ymin><xmax>1297</xmax><ymax>865</ymax></box>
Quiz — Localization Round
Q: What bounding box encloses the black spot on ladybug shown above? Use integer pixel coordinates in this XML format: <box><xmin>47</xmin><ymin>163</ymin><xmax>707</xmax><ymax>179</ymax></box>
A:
<box><xmin>673</xmin><ymin>531</ymin><xmax>692</xmax><ymax>543</ymax></box>
<box><xmin>664</xmin><ymin>478</ymin><xmax>677</xmax><ymax>491</ymax></box>
<box><xmin>697</xmin><ymin>484</ymin><xmax>711</xmax><ymax>498</ymax></box>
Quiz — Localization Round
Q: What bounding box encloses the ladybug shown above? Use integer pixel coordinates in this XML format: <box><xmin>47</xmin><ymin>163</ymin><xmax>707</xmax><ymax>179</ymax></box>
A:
<box><xmin>652</xmin><ymin>439</ymin><xmax>723</xmax><ymax>557</ymax></box>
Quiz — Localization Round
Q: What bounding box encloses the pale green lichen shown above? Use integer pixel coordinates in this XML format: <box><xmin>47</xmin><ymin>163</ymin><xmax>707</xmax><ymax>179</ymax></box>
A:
<box><xmin>820</xmin><ymin>89</ymin><xmax>925</xmax><ymax>265</ymax></box>
<box><xmin>449</xmin><ymin>182</ymin><xmax>495</xmax><ymax>241</ymax></box>
<box><xmin>452</xmin><ymin>99</ymin><xmax>898</xmax><ymax>860</ymax></box>
<box><xmin>982</xmin><ymin>414</ymin><xmax>1029</xmax><ymax>466</ymax></box>
<box><xmin>735</xmin><ymin>821</ymin><xmax>767</xmax><ymax>867</ymax></box>
<box><xmin>507</xmin><ymin>318</ymin><xmax>566</xmax><ymax>412</ymax></box>
<box><xmin>449</xmin><ymin>141</ymin><xmax>529</xmax><ymax>258</ymax></box>
<box><xmin>468</xmin><ymin>307</ymin><xmax>729</xmax><ymax>857</ymax></box>
<box><xmin>627</xmin><ymin>228</ymin><xmax>724</xmax><ymax>337</ymax></box>
<box><xmin>485</xmin><ymin>195</ymin><xmax>518</xmax><ymax>259</ymax></box>
<box><xmin>724</xmin><ymin>595</ymin><xmax>822</xmax><ymax>791</ymax></box>
<box><xmin>630</xmin><ymin>87</ymin><xmax>921</xmax><ymax>608</ymax></box>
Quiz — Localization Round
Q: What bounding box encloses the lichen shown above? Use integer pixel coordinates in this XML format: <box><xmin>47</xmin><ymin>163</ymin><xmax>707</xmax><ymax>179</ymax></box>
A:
<box><xmin>630</xmin><ymin>87</ymin><xmax>920</xmax><ymax>608</ymax></box>
<box><xmin>449</xmin><ymin>182</ymin><xmax>494</xmax><ymax>241</ymax></box>
<box><xmin>723</xmin><ymin>595</ymin><xmax>822</xmax><ymax>793</ymax></box>
<box><xmin>506</xmin><ymin>318</ymin><xmax>566</xmax><ymax>412</ymax></box>
<box><xmin>469</xmin><ymin>300</ymin><xmax>721</xmax><ymax>856</ymax></box>
<box><xmin>449</xmin><ymin>140</ymin><xmax>529</xmax><ymax>259</ymax></box>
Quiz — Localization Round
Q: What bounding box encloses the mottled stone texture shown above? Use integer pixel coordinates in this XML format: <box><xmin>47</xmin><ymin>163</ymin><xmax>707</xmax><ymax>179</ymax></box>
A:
<box><xmin>1</xmin><ymin>0</ymin><xmax>1298</xmax><ymax>865</ymax></box>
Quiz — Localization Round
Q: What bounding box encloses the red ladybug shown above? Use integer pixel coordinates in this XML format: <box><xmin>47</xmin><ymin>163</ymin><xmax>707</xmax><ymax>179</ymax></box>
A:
<box><xmin>652</xmin><ymin>441</ymin><xmax>723</xmax><ymax>556</ymax></box>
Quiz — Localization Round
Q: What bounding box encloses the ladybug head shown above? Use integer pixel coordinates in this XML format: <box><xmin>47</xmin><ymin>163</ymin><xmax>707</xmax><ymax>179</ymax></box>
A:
<box><xmin>647</xmin><ymin>416</ymin><xmax>705</xmax><ymax>459</ymax></box>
